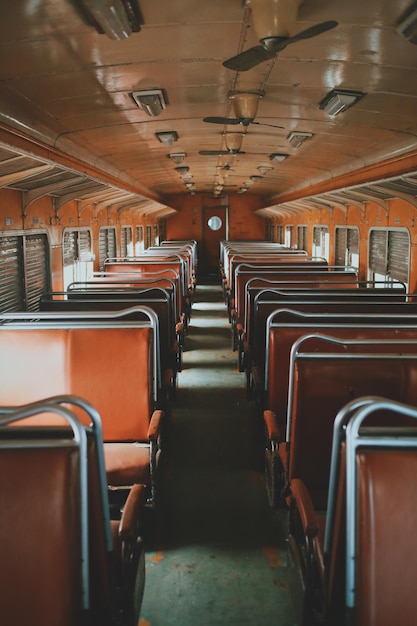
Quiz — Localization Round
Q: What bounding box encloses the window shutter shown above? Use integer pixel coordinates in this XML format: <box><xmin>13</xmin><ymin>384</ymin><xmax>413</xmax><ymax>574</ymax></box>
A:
<box><xmin>335</xmin><ymin>227</ymin><xmax>347</xmax><ymax>266</ymax></box>
<box><xmin>369</xmin><ymin>230</ymin><xmax>388</xmax><ymax>275</ymax></box>
<box><xmin>78</xmin><ymin>230</ymin><xmax>92</xmax><ymax>262</ymax></box>
<box><xmin>99</xmin><ymin>227</ymin><xmax>116</xmax><ymax>270</ymax></box>
<box><xmin>0</xmin><ymin>235</ymin><xmax>23</xmax><ymax>312</ymax></box>
<box><xmin>25</xmin><ymin>233</ymin><xmax>49</xmax><ymax>311</ymax></box>
<box><xmin>313</xmin><ymin>227</ymin><xmax>321</xmax><ymax>247</ymax></box>
<box><xmin>63</xmin><ymin>231</ymin><xmax>77</xmax><ymax>267</ymax></box>
<box><xmin>121</xmin><ymin>226</ymin><xmax>132</xmax><ymax>256</ymax></box>
<box><xmin>107</xmin><ymin>228</ymin><xmax>116</xmax><ymax>259</ymax></box>
<box><xmin>347</xmin><ymin>227</ymin><xmax>359</xmax><ymax>251</ymax></box>
<box><xmin>297</xmin><ymin>225</ymin><xmax>307</xmax><ymax>252</ymax></box>
<box><xmin>388</xmin><ymin>230</ymin><xmax>409</xmax><ymax>283</ymax></box>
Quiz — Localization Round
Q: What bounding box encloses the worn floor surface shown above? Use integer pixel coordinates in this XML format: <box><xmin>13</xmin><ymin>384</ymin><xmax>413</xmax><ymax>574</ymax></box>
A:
<box><xmin>139</xmin><ymin>276</ymin><xmax>297</xmax><ymax>625</ymax></box>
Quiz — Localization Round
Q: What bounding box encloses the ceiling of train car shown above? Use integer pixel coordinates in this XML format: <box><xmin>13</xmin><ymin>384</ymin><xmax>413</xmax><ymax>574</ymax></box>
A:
<box><xmin>0</xmin><ymin>0</ymin><xmax>417</xmax><ymax>217</ymax></box>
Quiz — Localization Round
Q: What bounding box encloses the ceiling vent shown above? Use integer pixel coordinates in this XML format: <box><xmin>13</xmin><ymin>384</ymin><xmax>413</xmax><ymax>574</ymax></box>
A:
<box><xmin>397</xmin><ymin>1</ymin><xmax>417</xmax><ymax>44</ymax></box>
<box><xmin>287</xmin><ymin>131</ymin><xmax>313</xmax><ymax>149</ymax></box>
<box><xmin>73</xmin><ymin>0</ymin><xmax>143</xmax><ymax>40</ymax></box>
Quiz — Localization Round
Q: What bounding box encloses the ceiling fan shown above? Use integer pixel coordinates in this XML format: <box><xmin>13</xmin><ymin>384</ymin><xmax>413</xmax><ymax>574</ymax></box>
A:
<box><xmin>203</xmin><ymin>91</ymin><xmax>285</xmax><ymax>130</ymax></box>
<box><xmin>223</xmin><ymin>0</ymin><xmax>338</xmax><ymax>72</ymax></box>
<box><xmin>199</xmin><ymin>148</ymin><xmax>246</xmax><ymax>156</ymax></box>
<box><xmin>216</xmin><ymin>164</ymin><xmax>234</xmax><ymax>171</ymax></box>
<box><xmin>199</xmin><ymin>132</ymin><xmax>247</xmax><ymax>156</ymax></box>
<box><xmin>203</xmin><ymin>116</ymin><xmax>284</xmax><ymax>129</ymax></box>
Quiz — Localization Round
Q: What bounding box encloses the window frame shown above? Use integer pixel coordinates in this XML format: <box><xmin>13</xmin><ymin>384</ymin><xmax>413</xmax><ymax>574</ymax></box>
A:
<box><xmin>0</xmin><ymin>229</ymin><xmax>51</xmax><ymax>312</ymax></box>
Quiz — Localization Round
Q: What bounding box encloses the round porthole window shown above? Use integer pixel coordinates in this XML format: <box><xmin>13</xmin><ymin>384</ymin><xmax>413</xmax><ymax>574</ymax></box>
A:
<box><xmin>207</xmin><ymin>216</ymin><xmax>222</xmax><ymax>231</ymax></box>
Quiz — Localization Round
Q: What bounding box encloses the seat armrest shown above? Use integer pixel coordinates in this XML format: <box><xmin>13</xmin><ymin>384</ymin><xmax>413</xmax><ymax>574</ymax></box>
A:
<box><xmin>263</xmin><ymin>409</ymin><xmax>281</xmax><ymax>442</ymax></box>
<box><xmin>118</xmin><ymin>484</ymin><xmax>146</xmax><ymax>540</ymax></box>
<box><xmin>148</xmin><ymin>409</ymin><xmax>164</xmax><ymax>441</ymax></box>
<box><xmin>236</xmin><ymin>322</ymin><xmax>244</xmax><ymax>337</ymax></box>
<box><xmin>290</xmin><ymin>478</ymin><xmax>319</xmax><ymax>538</ymax></box>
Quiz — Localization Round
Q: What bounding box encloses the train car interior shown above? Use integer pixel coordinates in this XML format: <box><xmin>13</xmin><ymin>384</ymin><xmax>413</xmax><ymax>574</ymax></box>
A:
<box><xmin>1</xmin><ymin>1</ymin><xmax>417</xmax><ymax>624</ymax></box>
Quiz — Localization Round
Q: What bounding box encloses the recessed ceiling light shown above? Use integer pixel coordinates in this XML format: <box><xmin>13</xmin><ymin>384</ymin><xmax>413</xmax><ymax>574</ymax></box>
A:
<box><xmin>269</xmin><ymin>153</ymin><xmax>289</xmax><ymax>163</ymax></box>
<box><xmin>168</xmin><ymin>152</ymin><xmax>186</xmax><ymax>164</ymax></box>
<box><xmin>155</xmin><ymin>131</ymin><xmax>178</xmax><ymax>146</ymax></box>
<box><xmin>319</xmin><ymin>89</ymin><xmax>364</xmax><ymax>116</ymax></box>
<box><xmin>131</xmin><ymin>89</ymin><xmax>167</xmax><ymax>116</ymax></box>
<box><xmin>287</xmin><ymin>132</ymin><xmax>313</xmax><ymax>148</ymax></box>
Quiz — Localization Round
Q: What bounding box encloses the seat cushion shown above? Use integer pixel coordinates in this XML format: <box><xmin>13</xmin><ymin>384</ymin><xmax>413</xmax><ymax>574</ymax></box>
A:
<box><xmin>104</xmin><ymin>443</ymin><xmax>151</xmax><ymax>485</ymax></box>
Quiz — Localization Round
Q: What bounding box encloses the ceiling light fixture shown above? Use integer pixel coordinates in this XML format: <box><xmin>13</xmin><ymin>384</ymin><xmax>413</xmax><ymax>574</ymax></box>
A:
<box><xmin>287</xmin><ymin>131</ymin><xmax>313</xmax><ymax>149</ymax></box>
<box><xmin>175</xmin><ymin>166</ymin><xmax>190</xmax><ymax>175</ymax></box>
<box><xmin>229</xmin><ymin>91</ymin><xmax>263</xmax><ymax>121</ymax></box>
<box><xmin>155</xmin><ymin>131</ymin><xmax>178</xmax><ymax>146</ymax></box>
<box><xmin>397</xmin><ymin>1</ymin><xmax>417</xmax><ymax>44</ymax></box>
<box><xmin>168</xmin><ymin>152</ymin><xmax>186</xmax><ymax>164</ymax></box>
<box><xmin>258</xmin><ymin>164</ymin><xmax>273</xmax><ymax>175</ymax></box>
<box><xmin>224</xmin><ymin>132</ymin><xmax>244</xmax><ymax>152</ymax></box>
<box><xmin>76</xmin><ymin>0</ymin><xmax>143</xmax><ymax>40</ymax></box>
<box><xmin>269</xmin><ymin>152</ymin><xmax>288</xmax><ymax>163</ymax></box>
<box><xmin>131</xmin><ymin>89</ymin><xmax>167</xmax><ymax>117</ymax></box>
<box><xmin>319</xmin><ymin>89</ymin><xmax>364</xmax><ymax>116</ymax></box>
<box><xmin>248</xmin><ymin>0</ymin><xmax>301</xmax><ymax>45</ymax></box>
<box><xmin>250</xmin><ymin>175</ymin><xmax>263</xmax><ymax>182</ymax></box>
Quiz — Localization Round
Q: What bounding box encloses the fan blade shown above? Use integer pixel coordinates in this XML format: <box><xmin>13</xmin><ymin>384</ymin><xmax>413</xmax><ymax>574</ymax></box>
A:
<box><xmin>272</xmin><ymin>20</ymin><xmax>338</xmax><ymax>52</ymax></box>
<box><xmin>223</xmin><ymin>45</ymin><xmax>275</xmax><ymax>72</ymax></box>
<box><xmin>199</xmin><ymin>150</ymin><xmax>245</xmax><ymax>156</ymax></box>
<box><xmin>250</xmin><ymin>120</ymin><xmax>285</xmax><ymax>130</ymax></box>
<box><xmin>203</xmin><ymin>116</ymin><xmax>241</xmax><ymax>125</ymax></box>
<box><xmin>224</xmin><ymin>20</ymin><xmax>338</xmax><ymax>72</ymax></box>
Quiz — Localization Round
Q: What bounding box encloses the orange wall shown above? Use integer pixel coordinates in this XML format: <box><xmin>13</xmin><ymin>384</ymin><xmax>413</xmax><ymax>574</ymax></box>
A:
<box><xmin>2</xmin><ymin>186</ymin><xmax>417</xmax><ymax>292</ymax></box>
<box><xmin>272</xmin><ymin>196</ymin><xmax>417</xmax><ymax>289</ymax></box>
<box><xmin>0</xmin><ymin>188</ymin><xmax>160</xmax><ymax>291</ymax></box>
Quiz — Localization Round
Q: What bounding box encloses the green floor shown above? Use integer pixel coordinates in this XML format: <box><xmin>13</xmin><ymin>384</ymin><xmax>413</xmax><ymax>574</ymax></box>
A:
<box><xmin>140</xmin><ymin>277</ymin><xmax>298</xmax><ymax>625</ymax></box>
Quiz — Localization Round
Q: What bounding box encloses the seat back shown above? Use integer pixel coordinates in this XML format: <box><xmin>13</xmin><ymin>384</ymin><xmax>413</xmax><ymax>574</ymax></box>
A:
<box><xmin>234</xmin><ymin>268</ymin><xmax>357</xmax><ymax>327</ymax></box>
<box><xmin>253</xmin><ymin>298</ymin><xmax>417</xmax><ymax>377</ymax></box>
<box><xmin>265</xmin><ymin>323</ymin><xmax>417</xmax><ymax>439</ymax></box>
<box><xmin>0</xmin><ymin>319</ymin><xmax>155</xmax><ymax>442</ymax></box>
<box><xmin>40</xmin><ymin>288</ymin><xmax>176</xmax><ymax>377</ymax></box>
<box><xmin>0</xmin><ymin>400</ymin><xmax>113</xmax><ymax>626</ymax></box>
<box><xmin>104</xmin><ymin>258</ymin><xmax>188</xmax><ymax>319</ymax></box>
<box><xmin>287</xmin><ymin>335</ymin><xmax>417</xmax><ymax>509</ymax></box>
<box><xmin>326</xmin><ymin>397</ymin><xmax>417</xmax><ymax>626</ymax></box>
<box><xmin>347</xmin><ymin>399</ymin><xmax>417</xmax><ymax>626</ymax></box>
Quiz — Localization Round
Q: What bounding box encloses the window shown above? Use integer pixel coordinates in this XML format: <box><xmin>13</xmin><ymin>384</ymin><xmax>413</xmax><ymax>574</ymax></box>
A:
<box><xmin>312</xmin><ymin>226</ymin><xmax>329</xmax><ymax>261</ymax></box>
<box><xmin>0</xmin><ymin>231</ymin><xmax>50</xmax><ymax>312</ymax></box>
<box><xmin>276</xmin><ymin>225</ymin><xmax>283</xmax><ymax>244</ymax></box>
<box><xmin>297</xmin><ymin>225</ymin><xmax>308</xmax><ymax>252</ymax></box>
<box><xmin>207</xmin><ymin>216</ymin><xmax>223</xmax><ymax>231</ymax></box>
<box><xmin>135</xmin><ymin>226</ymin><xmax>144</xmax><ymax>254</ymax></box>
<box><xmin>98</xmin><ymin>226</ymin><xmax>116</xmax><ymax>271</ymax></box>
<box><xmin>145</xmin><ymin>225</ymin><xmax>152</xmax><ymax>249</ymax></box>
<box><xmin>285</xmin><ymin>225</ymin><xmax>293</xmax><ymax>247</ymax></box>
<box><xmin>121</xmin><ymin>226</ymin><xmax>133</xmax><ymax>258</ymax></box>
<box><xmin>159</xmin><ymin>220</ymin><xmax>166</xmax><ymax>243</ymax></box>
<box><xmin>265</xmin><ymin>220</ymin><xmax>274</xmax><ymax>241</ymax></box>
<box><xmin>335</xmin><ymin>226</ymin><xmax>359</xmax><ymax>269</ymax></box>
<box><xmin>63</xmin><ymin>228</ymin><xmax>94</xmax><ymax>289</ymax></box>
<box><xmin>153</xmin><ymin>225</ymin><xmax>159</xmax><ymax>246</ymax></box>
<box><xmin>368</xmin><ymin>228</ymin><xmax>409</xmax><ymax>288</ymax></box>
